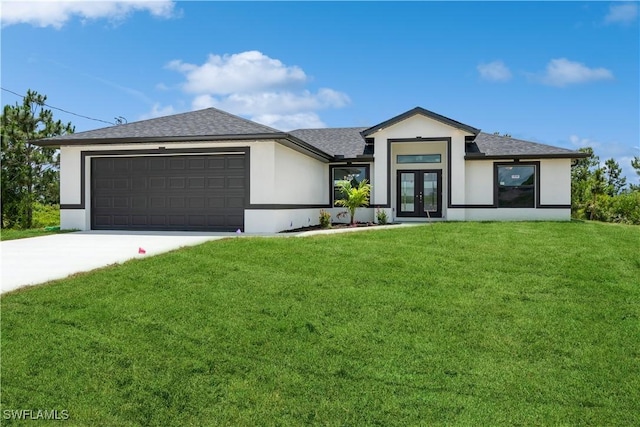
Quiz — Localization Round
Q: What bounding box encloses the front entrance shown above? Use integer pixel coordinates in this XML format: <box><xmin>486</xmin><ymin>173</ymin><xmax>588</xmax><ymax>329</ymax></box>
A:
<box><xmin>396</xmin><ymin>170</ymin><xmax>442</xmax><ymax>218</ymax></box>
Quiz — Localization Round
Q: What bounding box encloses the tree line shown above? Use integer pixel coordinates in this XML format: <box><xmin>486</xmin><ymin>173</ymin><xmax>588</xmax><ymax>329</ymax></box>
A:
<box><xmin>571</xmin><ymin>147</ymin><xmax>640</xmax><ymax>224</ymax></box>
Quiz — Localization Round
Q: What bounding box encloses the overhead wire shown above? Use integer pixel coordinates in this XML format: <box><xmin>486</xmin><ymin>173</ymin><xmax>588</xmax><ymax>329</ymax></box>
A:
<box><xmin>1</xmin><ymin>87</ymin><xmax>117</xmax><ymax>126</ymax></box>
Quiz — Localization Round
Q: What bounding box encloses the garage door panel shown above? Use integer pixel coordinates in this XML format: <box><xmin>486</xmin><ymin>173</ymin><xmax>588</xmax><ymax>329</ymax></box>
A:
<box><xmin>132</xmin><ymin>197</ymin><xmax>147</xmax><ymax>209</ymax></box>
<box><xmin>132</xmin><ymin>177</ymin><xmax>147</xmax><ymax>190</ymax></box>
<box><xmin>169</xmin><ymin>158</ymin><xmax>184</xmax><ymax>169</ymax></box>
<box><xmin>227</xmin><ymin>157</ymin><xmax>244</xmax><ymax>168</ymax></box>
<box><xmin>208</xmin><ymin>177</ymin><xmax>225</xmax><ymax>189</ymax></box>
<box><xmin>113</xmin><ymin>216</ymin><xmax>129</xmax><ymax>226</ymax></box>
<box><xmin>149</xmin><ymin>197</ymin><xmax>165</xmax><ymax>208</ymax></box>
<box><xmin>189</xmin><ymin>158</ymin><xmax>206</xmax><ymax>169</ymax></box>
<box><xmin>168</xmin><ymin>177</ymin><xmax>185</xmax><ymax>189</ymax></box>
<box><xmin>208</xmin><ymin>158</ymin><xmax>225</xmax><ymax>169</ymax></box>
<box><xmin>227</xmin><ymin>177</ymin><xmax>244</xmax><ymax>189</ymax></box>
<box><xmin>113</xmin><ymin>197</ymin><xmax>129</xmax><ymax>208</ymax></box>
<box><xmin>94</xmin><ymin>197</ymin><xmax>111</xmax><ymax>208</ymax></box>
<box><xmin>92</xmin><ymin>154</ymin><xmax>245</xmax><ymax>231</ymax></box>
<box><xmin>131</xmin><ymin>215</ymin><xmax>148</xmax><ymax>226</ymax></box>
<box><xmin>189</xmin><ymin>197</ymin><xmax>206</xmax><ymax>208</ymax></box>
<box><xmin>227</xmin><ymin>196</ymin><xmax>245</xmax><ymax>209</ymax></box>
<box><xmin>150</xmin><ymin>215</ymin><xmax>167</xmax><ymax>226</ymax></box>
<box><xmin>168</xmin><ymin>197</ymin><xmax>185</xmax><ymax>208</ymax></box>
<box><xmin>149</xmin><ymin>158</ymin><xmax>166</xmax><ymax>170</ymax></box>
<box><xmin>187</xmin><ymin>177</ymin><xmax>205</xmax><ymax>189</ymax></box>
<box><xmin>149</xmin><ymin>177</ymin><xmax>166</xmax><ymax>190</ymax></box>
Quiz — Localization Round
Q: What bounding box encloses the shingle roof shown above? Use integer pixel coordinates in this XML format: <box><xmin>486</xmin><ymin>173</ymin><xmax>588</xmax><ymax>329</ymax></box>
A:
<box><xmin>289</xmin><ymin>127</ymin><xmax>368</xmax><ymax>158</ymax></box>
<box><xmin>34</xmin><ymin>106</ymin><xmax>585</xmax><ymax>160</ymax></box>
<box><xmin>41</xmin><ymin>107</ymin><xmax>282</xmax><ymax>142</ymax></box>
<box><xmin>470</xmin><ymin>132</ymin><xmax>584</xmax><ymax>158</ymax></box>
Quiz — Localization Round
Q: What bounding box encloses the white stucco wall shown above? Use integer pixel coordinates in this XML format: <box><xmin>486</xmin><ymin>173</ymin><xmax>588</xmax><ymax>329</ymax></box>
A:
<box><xmin>59</xmin><ymin>146</ymin><xmax>83</xmax><ymax>206</ymax></box>
<box><xmin>370</xmin><ymin>114</ymin><xmax>474</xmax><ymax>208</ymax></box>
<box><xmin>273</xmin><ymin>143</ymin><xmax>328</xmax><ymax>204</ymax></box>
<box><xmin>462</xmin><ymin>208</ymin><xmax>571</xmax><ymax>221</ymax></box>
<box><xmin>540</xmin><ymin>159</ymin><xmax>571</xmax><ymax>205</ymax></box>
<box><xmin>464</xmin><ymin>160</ymin><xmax>493</xmax><ymax>205</ymax></box>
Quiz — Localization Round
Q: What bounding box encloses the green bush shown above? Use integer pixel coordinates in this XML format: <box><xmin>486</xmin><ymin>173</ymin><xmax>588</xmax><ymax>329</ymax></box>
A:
<box><xmin>376</xmin><ymin>208</ymin><xmax>388</xmax><ymax>225</ymax></box>
<box><xmin>32</xmin><ymin>203</ymin><xmax>60</xmax><ymax>228</ymax></box>
<box><xmin>319</xmin><ymin>209</ymin><xmax>332</xmax><ymax>229</ymax></box>
<box><xmin>584</xmin><ymin>193</ymin><xmax>640</xmax><ymax>225</ymax></box>
<box><xmin>607</xmin><ymin>192</ymin><xmax>640</xmax><ymax>224</ymax></box>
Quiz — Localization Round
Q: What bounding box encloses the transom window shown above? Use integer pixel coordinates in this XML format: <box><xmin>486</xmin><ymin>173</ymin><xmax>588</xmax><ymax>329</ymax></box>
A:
<box><xmin>397</xmin><ymin>154</ymin><xmax>441</xmax><ymax>164</ymax></box>
<box><xmin>331</xmin><ymin>165</ymin><xmax>369</xmax><ymax>204</ymax></box>
<box><xmin>496</xmin><ymin>164</ymin><xmax>536</xmax><ymax>208</ymax></box>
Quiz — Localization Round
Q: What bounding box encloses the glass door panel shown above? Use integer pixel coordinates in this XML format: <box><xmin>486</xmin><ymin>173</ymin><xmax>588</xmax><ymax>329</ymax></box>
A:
<box><xmin>423</xmin><ymin>172</ymin><xmax>438</xmax><ymax>213</ymax></box>
<box><xmin>399</xmin><ymin>172</ymin><xmax>415</xmax><ymax>213</ymax></box>
<box><xmin>396</xmin><ymin>170</ymin><xmax>442</xmax><ymax>218</ymax></box>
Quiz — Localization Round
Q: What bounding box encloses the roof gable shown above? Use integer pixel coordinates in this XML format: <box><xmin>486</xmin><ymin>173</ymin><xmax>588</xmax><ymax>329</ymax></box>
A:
<box><xmin>361</xmin><ymin>107</ymin><xmax>480</xmax><ymax>137</ymax></box>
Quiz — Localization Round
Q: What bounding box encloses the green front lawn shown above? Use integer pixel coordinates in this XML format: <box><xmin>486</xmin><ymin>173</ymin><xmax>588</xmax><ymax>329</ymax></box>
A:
<box><xmin>1</xmin><ymin>222</ymin><xmax>639</xmax><ymax>425</ymax></box>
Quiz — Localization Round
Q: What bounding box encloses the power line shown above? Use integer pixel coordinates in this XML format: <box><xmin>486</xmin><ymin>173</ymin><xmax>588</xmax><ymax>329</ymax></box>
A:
<box><xmin>1</xmin><ymin>87</ymin><xmax>117</xmax><ymax>126</ymax></box>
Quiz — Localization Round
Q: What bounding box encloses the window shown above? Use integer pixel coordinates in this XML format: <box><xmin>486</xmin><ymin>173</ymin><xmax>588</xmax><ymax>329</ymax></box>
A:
<box><xmin>496</xmin><ymin>164</ymin><xmax>535</xmax><ymax>208</ymax></box>
<box><xmin>331</xmin><ymin>165</ymin><xmax>369</xmax><ymax>204</ymax></box>
<box><xmin>397</xmin><ymin>154</ymin><xmax>441</xmax><ymax>164</ymax></box>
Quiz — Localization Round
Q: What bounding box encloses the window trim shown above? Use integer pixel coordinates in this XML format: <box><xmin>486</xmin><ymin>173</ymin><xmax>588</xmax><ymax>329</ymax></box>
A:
<box><xmin>330</xmin><ymin>164</ymin><xmax>370</xmax><ymax>205</ymax></box>
<box><xmin>494</xmin><ymin>162</ymin><xmax>538</xmax><ymax>208</ymax></box>
<box><xmin>396</xmin><ymin>154</ymin><xmax>441</xmax><ymax>164</ymax></box>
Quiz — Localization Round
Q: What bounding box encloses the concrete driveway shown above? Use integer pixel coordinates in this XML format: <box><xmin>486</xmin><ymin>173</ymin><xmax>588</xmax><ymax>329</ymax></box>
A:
<box><xmin>1</xmin><ymin>231</ymin><xmax>239</xmax><ymax>294</ymax></box>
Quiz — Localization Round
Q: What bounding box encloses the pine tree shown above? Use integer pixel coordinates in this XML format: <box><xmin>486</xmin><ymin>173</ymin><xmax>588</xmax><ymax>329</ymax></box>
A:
<box><xmin>1</xmin><ymin>90</ymin><xmax>74</xmax><ymax>228</ymax></box>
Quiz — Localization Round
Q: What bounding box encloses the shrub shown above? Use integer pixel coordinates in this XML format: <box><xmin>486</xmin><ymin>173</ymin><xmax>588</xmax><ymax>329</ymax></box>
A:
<box><xmin>607</xmin><ymin>192</ymin><xmax>640</xmax><ymax>225</ymax></box>
<box><xmin>583</xmin><ymin>193</ymin><xmax>640</xmax><ymax>225</ymax></box>
<box><xmin>319</xmin><ymin>209</ymin><xmax>332</xmax><ymax>229</ymax></box>
<box><xmin>376</xmin><ymin>208</ymin><xmax>388</xmax><ymax>225</ymax></box>
<box><xmin>32</xmin><ymin>203</ymin><xmax>60</xmax><ymax>228</ymax></box>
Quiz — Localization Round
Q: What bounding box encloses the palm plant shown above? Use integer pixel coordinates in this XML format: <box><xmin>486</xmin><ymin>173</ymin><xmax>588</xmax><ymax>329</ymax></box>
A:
<box><xmin>334</xmin><ymin>179</ymin><xmax>371</xmax><ymax>225</ymax></box>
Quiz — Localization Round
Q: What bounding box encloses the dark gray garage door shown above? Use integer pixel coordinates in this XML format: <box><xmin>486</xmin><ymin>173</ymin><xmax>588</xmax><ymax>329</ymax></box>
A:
<box><xmin>91</xmin><ymin>154</ymin><xmax>245</xmax><ymax>231</ymax></box>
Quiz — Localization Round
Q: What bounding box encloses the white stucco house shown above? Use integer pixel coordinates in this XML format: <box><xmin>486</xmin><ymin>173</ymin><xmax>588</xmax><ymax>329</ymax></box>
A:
<box><xmin>36</xmin><ymin>106</ymin><xmax>587</xmax><ymax>233</ymax></box>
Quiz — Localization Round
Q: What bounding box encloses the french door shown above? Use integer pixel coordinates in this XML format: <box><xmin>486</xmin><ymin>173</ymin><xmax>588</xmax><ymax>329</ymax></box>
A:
<box><xmin>397</xmin><ymin>170</ymin><xmax>442</xmax><ymax>218</ymax></box>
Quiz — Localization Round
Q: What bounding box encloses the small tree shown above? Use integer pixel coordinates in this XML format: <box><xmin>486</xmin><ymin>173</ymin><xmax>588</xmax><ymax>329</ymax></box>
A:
<box><xmin>630</xmin><ymin>156</ymin><xmax>640</xmax><ymax>192</ymax></box>
<box><xmin>603</xmin><ymin>158</ymin><xmax>626</xmax><ymax>196</ymax></box>
<box><xmin>1</xmin><ymin>90</ymin><xmax>74</xmax><ymax>228</ymax></box>
<box><xmin>334</xmin><ymin>179</ymin><xmax>371</xmax><ymax>225</ymax></box>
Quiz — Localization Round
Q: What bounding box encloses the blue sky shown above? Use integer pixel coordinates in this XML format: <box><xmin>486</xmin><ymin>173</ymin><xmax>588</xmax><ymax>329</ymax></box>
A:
<box><xmin>2</xmin><ymin>1</ymin><xmax>639</xmax><ymax>185</ymax></box>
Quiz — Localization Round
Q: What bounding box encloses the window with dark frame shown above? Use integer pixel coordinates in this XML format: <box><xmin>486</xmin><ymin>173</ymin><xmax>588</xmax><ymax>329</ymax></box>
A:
<box><xmin>496</xmin><ymin>164</ymin><xmax>535</xmax><ymax>208</ymax></box>
<box><xmin>331</xmin><ymin>165</ymin><xmax>369</xmax><ymax>205</ymax></box>
<box><xmin>396</xmin><ymin>154</ymin><xmax>441</xmax><ymax>164</ymax></box>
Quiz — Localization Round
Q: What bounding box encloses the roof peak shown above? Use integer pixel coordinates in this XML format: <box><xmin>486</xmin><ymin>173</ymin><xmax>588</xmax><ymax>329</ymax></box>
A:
<box><xmin>361</xmin><ymin>106</ymin><xmax>480</xmax><ymax>137</ymax></box>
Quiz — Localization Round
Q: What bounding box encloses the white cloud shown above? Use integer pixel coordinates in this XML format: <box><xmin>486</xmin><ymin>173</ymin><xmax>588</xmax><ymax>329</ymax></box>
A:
<box><xmin>477</xmin><ymin>61</ymin><xmax>512</xmax><ymax>82</ymax></box>
<box><xmin>253</xmin><ymin>113</ymin><xmax>326</xmax><ymax>131</ymax></box>
<box><xmin>168</xmin><ymin>50</ymin><xmax>350</xmax><ymax>130</ymax></box>
<box><xmin>199</xmin><ymin>89</ymin><xmax>349</xmax><ymax>116</ymax></box>
<box><xmin>167</xmin><ymin>51</ymin><xmax>307</xmax><ymax>95</ymax></box>
<box><xmin>1</xmin><ymin>0</ymin><xmax>176</xmax><ymax>29</ymax></box>
<box><xmin>604</xmin><ymin>2</ymin><xmax>638</xmax><ymax>25</ymax></box>
<box><xmin>138</xmin><ymin>103</ymin><xmax>175</xmax><ymax>120</ymax></box>
<box><xmin>538</xmin><ymin>58</ymin><xmax>613</xmax><ymax>87</ymax></box>
<box><xmin>569</xmin><ymin>134</ymin><xmax>601</xmax><ymax>149</ymax></box>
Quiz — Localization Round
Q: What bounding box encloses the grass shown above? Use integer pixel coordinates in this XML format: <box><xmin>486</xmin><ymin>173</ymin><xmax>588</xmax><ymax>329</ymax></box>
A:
<box><xmin>0</xmin><ymin>228</ymin><xmax>74</xmax><ymax>241</ymax></box>
<box><xmin>1</xmin><ymin>221</ymin><xmax>639</xmax><ymax>425</ymax></box>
